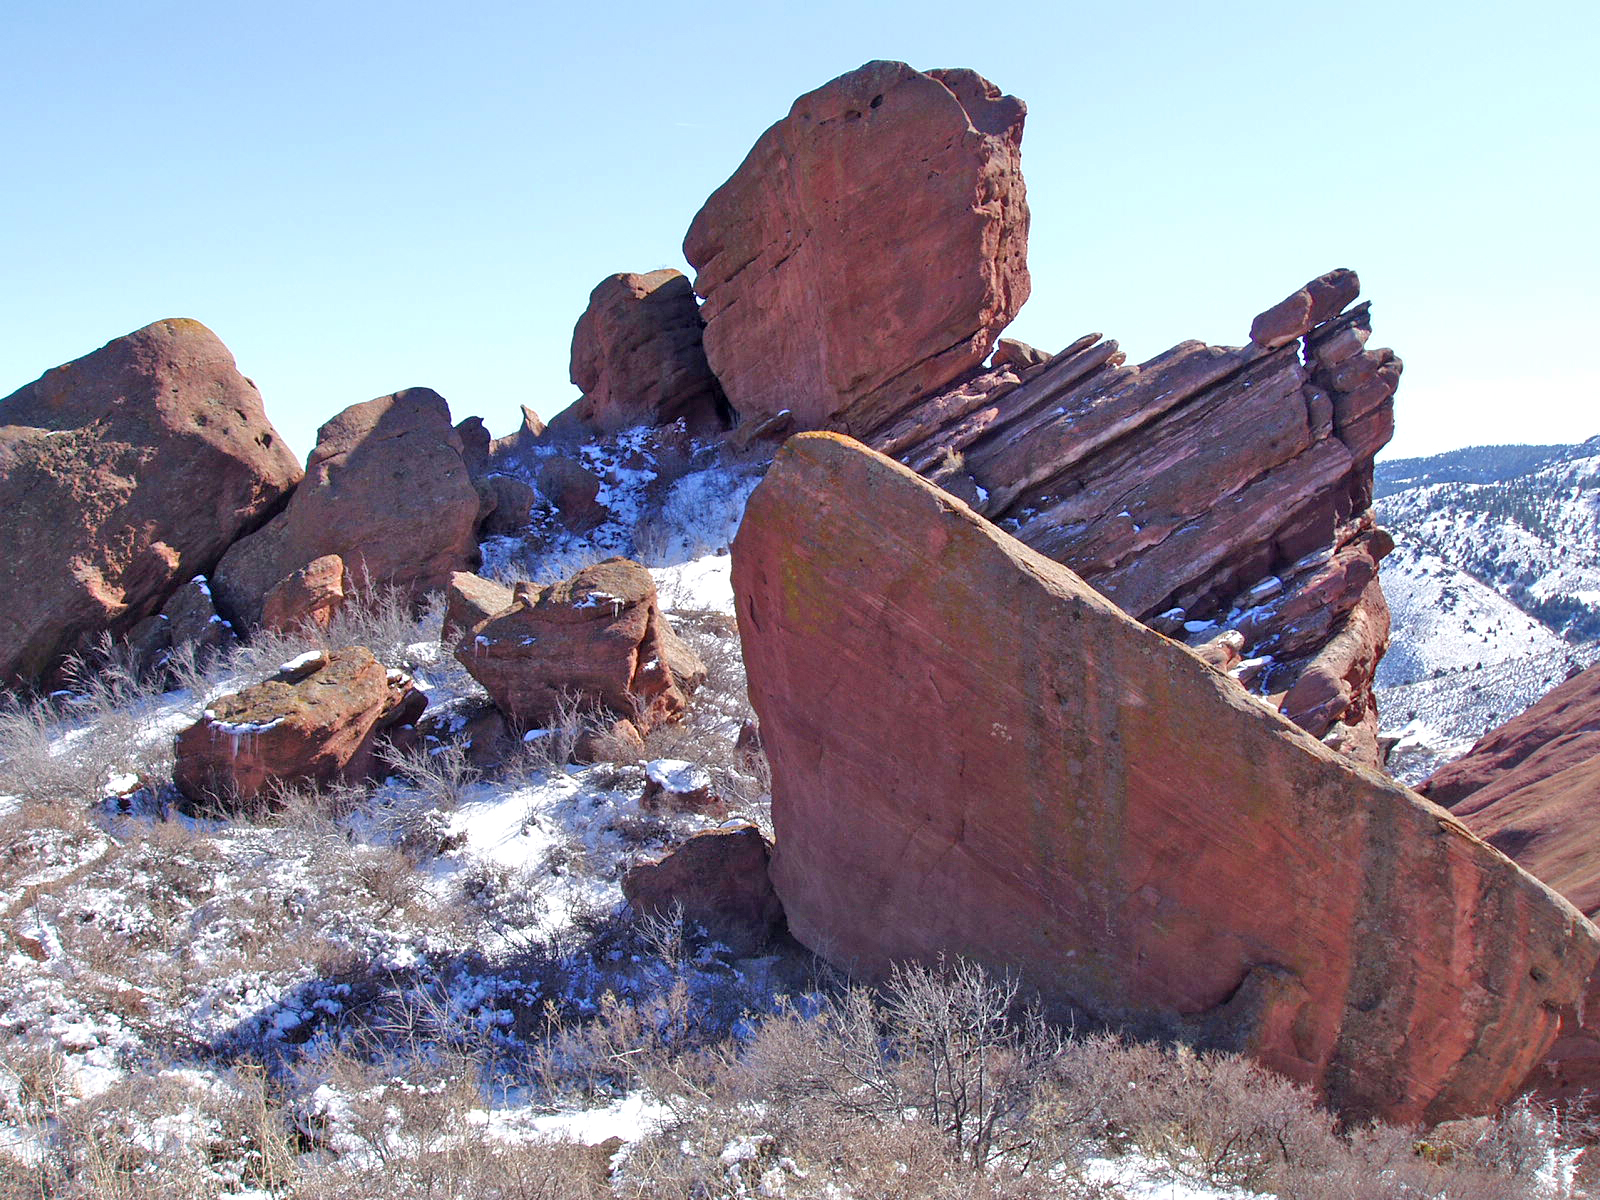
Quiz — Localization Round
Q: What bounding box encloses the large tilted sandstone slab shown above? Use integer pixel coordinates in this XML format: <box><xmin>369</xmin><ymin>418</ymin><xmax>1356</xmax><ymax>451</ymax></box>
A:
<box><xmin>213</xmin><ymin>388</ymin><xmax>480</xmax><ymax>628</ymax></box>
<box><xmin>0</xmin><ymin>319</ymin><xmax>302</xmax><ymax>687</ymax></box>
<box><xmin>731</xmin><ymin>432</ymin><xmax>1599</xmax><ymax>1125</ymax></box>
<box><xmin>867</xmin><ymin>270</ymin><xmax>1401</xmax><ymax>764</ymax></box>
<box><xmin>684</xmin><ymin>60</ymin><xmax>1029</xmax><ymax>435</ymax></box>
<box><xmin>1419</xmin><ymin>664</ymin><xmax>1600</xmax><ymax>1105</ymax></box>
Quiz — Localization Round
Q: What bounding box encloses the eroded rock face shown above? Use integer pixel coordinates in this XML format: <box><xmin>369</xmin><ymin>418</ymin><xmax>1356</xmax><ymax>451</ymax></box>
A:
<box><xmin>454</xmin><ymin>558</ymin><xmax>705</xmax><ymax>741</ymax></box>
<box><xmin>868</xmin><ymin>273</ymin><xmax>1401</xmax><ymax>763</ymax></box>
<box><xmin>173</xmin><ymin>646</ymin><xmax>425</xmax><ymax>807</ymax></box>
<box><xmin>552</xmin><ymin>269</ymin><xmax>727</xmax><ymax>438</ymax></box>
<box><xmin>1419</xmin><ymin>664</ymin><xmax>1600</xmax><ymax>1105</ymax></box>
<box><xmin>213</xmin><ymin>388</ymin><xmax>480</xmax><ymax>628</ymax></box>
<box><xmin>732</xmin><ymin>432</ymin><xmax>1599</xmax><ymax>1125</ymax></box>
<box><xmin>623</xmin><ymin>825</ymin><xmax>785</xmax><ymax>955</ymax></box>
<box><xmin>0</xmin><ymin>319</ymin><xmax>302</xmax><ymax>686</ymax></box>
<box><xmin>684</xmin><ymin>60</ymin><xmax>1029</xmax><ymax>435</ymax></box>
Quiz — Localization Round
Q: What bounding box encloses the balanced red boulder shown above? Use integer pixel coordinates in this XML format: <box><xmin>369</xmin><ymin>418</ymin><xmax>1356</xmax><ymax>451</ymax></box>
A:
<box><xmin>732</xmin><ymin>432</ymin><xmax>1598</xmax><ymax>1125</ymax></box>
<box><xmin>454</xmin><ymin>558</ymin><xmax>705</xmax><ymax>743</ymax></box>
<box><xmin>0</xmin><ymin>319</ymin><xmax>301</xmax><ymax>686</ymax></box>
<box><xmin>552</xmin><ymin>269</ymin><xmax>727</xmax><ymax>438</ymax></box>
<box><xmin>173</xmin><ymin>646</ymin><xmax>425</xmax><ymax>807</ymax></box>
<box><xmin>213</xmin><ymin>388</ymin><xmax>480</xmax><ymax>628</ymax></box>
<box><xmin>684</xmin><ymin>60</ymin><xmax>1030</xmax><ymax>435</ymax></box>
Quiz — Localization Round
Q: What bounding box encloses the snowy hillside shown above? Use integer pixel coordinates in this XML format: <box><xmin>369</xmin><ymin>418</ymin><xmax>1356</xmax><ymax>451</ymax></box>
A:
<box><xmin>1375</xmin><ymin>437</ymin><xmax>1600</xmax><ymax>782</ymax></box>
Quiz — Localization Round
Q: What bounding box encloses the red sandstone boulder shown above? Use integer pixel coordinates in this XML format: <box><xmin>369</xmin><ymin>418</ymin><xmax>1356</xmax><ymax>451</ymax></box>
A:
<box><xmin>684</xmin><ymin>60</ymin><xmax>1029</xmax><ymax>435</ymax></box>
<box><xmin>623</xmin><ymin>825</ymin><xmax>784</xmax><ymax>955</ymax></box>
<box><xmin>732</xmin><ymin>432</ymin><xmax>1598</xmax><ymax>1125</ymax></box>
<box><xmin>1249</xmin><ymin>269</ymin><xmax>1362</xmax><ymax>349</ymax></box>
<box><xmin>173</xmin><ymin>646</ymin><xmax>425</xmax><ymax>808</ymax></box>
<box><xmin>535</xmin><ymin>457</ymin><xmax>608</xmax><ymax>533</ymax></box>
<box><xmin>260</xmin><ymin>555</ymin><xmax>347</xmax><ymax>634</ymax></box>
<box><xmin>489</xmin><ymin>405</ymin><xmax>548</xmax><ymax>461</ymax></box>
<box><xmin>213</xmin><ymin>388</ymin><xmax>480</xmax><ymax>628</ymax></box>
<box><xmin>476</xmin><ymin>473</ymin><xmax>537</xmax><ymax>537</ymax></box>
<box><xmin>443</xmin><ymin>571</ymin><xmax>514</xmax><ymax>645</ymax></box>
<box><xmin>454</xmin><ymin>558</ymin><xmax>705</xmax><ymax>743</ymax></box>
<box><xmin>551</xmin><ymin>269</ymin><xmax>727</xmax><ymax>438</ymax></box>
<box><xmin>0</xmin><ymin>319</ymin><xmax>302</xmax><ymax>686</ymax></box>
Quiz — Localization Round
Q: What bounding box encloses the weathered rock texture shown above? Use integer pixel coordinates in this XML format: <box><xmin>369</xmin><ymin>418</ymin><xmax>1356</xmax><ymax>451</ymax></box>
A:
<box><xmin>213</xmin><ymin>388</ymin><xmax>479</xmax><ymax>628</ymax></box>
<box><xmin>173</xmin><ymin>646</ymin><xmax>425</xmax><ymax>807</ymax></box>
<box><xmin>552</xmin><ymin>269</ymin><xmax>728</xmax><ymax>438</ymax></box>
<box><xmin>260</xmin><ymin>554</ymin><xmax>346</xmax><ymax>634</ymax></box>
<box><xmin>1419</xmin><ymin>663</ymin><xmax>1600</xmax><ymax>1105</ymax></box>
<box><xmin>684</xmin><ymin>60</ymin><xmax>1029</xmax><ymax>435</ymax></box>
<box><xmin>866</xmin><ymin>271</ymin><xmax>1401</xmax><ymax>763</ymax></box>
<box><xmin>454</xmin><ymin>558</ymin><xmax>705</xmax><ymax>743</ymax></box>
<box><xmin>125</xmin><ymin>575</ymin><xmax>239</xmax><ymax>676</ymax></box>
<box><xmin>0</xmin><ymin>319</ymin><xmax>301</xmax><ymax>686</ymax></box>
<box><xmin>623</xmin><ymin>825</ymin><xmax>785</xmax><ymax>956</ymax></box>
<box><xmin>732</xmin><ymin>432</ymin><xmax>1599</xmax><ymax>1125</ymax></box>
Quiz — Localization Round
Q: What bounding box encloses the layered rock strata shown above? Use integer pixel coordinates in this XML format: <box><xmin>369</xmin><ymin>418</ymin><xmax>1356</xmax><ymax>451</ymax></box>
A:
<box><xmin>173</xmin><ymin>646</ymin><xmax>425</xmax><ymax>807</ymax></box>
<box><xmin>684</xmin><ymin>60</ymin><xmax>1029</xmax><ymax>434</ymax></box>
<box><xmin>732</xmin><ymin>432</ymin><xmax>1598</xmax><ymax>1125</ymax></box>
<box><xmin>0</xmin><ymin>319</ymin><xmax>301</xmax><ymax>686</ymax></box>
<box><xmin>214</xmin><ymin>388</ymin><xmax>480</xmax><ymax>628</ymax></box>
<box><xmin>865</xmin><ymin>271</ymin><xmax>1401</xmax><ymax>761</ymax></box>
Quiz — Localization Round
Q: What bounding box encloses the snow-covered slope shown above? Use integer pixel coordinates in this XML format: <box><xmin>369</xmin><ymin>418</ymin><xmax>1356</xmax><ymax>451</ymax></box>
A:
<box><xmin>1375</xmin><ymin>437</ymin><xmax>1600</xmax><ymax>782</ymax></box>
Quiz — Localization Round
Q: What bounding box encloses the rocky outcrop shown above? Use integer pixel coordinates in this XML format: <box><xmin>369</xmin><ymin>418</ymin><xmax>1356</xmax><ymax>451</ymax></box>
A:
<box><xmin>125</xmin><ymin>575</ymin><xmax>239</xmax><ymax>676</ymax></box>
<box><xmin>213</xmin><ymin>388</ymin><xmax>480</xmax><ymax>628</ymax></box>
<box><xmin>684</xmin><ymin>60</ymin><xmax>1029</xmax><ymax>435</ymax></box>
<box><xmin>1420</xmin><ymin>663</ymin><xmax>1600</xmax><ymax>811</ymax></box>
<box><xmin>866</xmin><ymin>274</ymin><xmax>1401</xmax><ymax>762</ymax></box>
<box><xmin>1418</xmin><ymin>664</ymin><xmax>1600</xmax><ymax>1106</ymax></box>
<box><xmin>732</xmin><ymin>432</ymin><xmax>1599</xmax><ymax>1125</ymax></box>
<box><xmin>475</xmin><ymin>473</ymin><xmax>537</xmax><ymax>537</ymax></box>
<box><xmin>0</xmin><ymin>319</ymin><xmax>301</xmax><ymax>686</ymax></box>
<box><xmin>454</xmin><ymin>558</ymin><xmax>705</xmax><ymax>743</ymax></box>
<box><xmin>489</xmin><ymin>405</ymin><xmax>548</xmax><ymax>461</ymax></box>
<box><xmin>260</xmin><ymin>554</ymin><xmax>347</xmax><ymax>634</ymax></box>
<box><xmin>551</xmin><ymin>269</ymin><xmax>727</xmax><ymax>438</ymax></box>
<box><xmin>623</xmin><ymin>825</ymin><xmax>784</xmax><ymax>955</ymax></box>
<box><xmin>173</xmin><ymin>646</ymin><xmax>425</xmax><ymax>808</ymax></box>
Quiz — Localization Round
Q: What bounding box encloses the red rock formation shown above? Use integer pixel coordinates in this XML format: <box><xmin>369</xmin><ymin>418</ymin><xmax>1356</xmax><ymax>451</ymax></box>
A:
<box><xmin>732</xmin><ymin>432</ymin><xmax>1598</xmax><ymax>1125</ymax></box>
<box><xmin>551</xmin><ymin>269</ymin><xmax>727</xmax><ymax>438</ymax></box>
<box><xmin>173</xmin><ymin>646</ymin><xmax>425</xmax><ymax>808</ymax></box>
<box><xmin>1418</xmin><ymin>664</ymin><xmax>1600</xmax><ymax>1106</ymax></box>
<box><xmin>684</xmin><ymin>60</ymin><xmax>1029</xmax><ymax>435</ymax></box>
<box><xmin>866</xmin><ymin>274</ymin><xmax>1401</xmax><ymax>763</ymax></box>
<box><xmin>213</xmin><ymin>388</ymin><xmax>480</xmax><ymax>628</ymax></box>
<box><xmin>454</xmin><ymin>558</ymin><xmax>705</xmax><ymax>742</ymax></box>
<box><xmin>260</xmin><ymin>554</ymin><xmax>347</xmax><ymax>634</ymax></box>
<box><xmin>475</xmin><ymin>473</ymin><xmax>538</xmax><ymax>537</ymax></box>
<box><xmin>623</xmin><ymin>825</ymin><xmax>784</xmax><ymax>955</ymax></box>
<box><xmin>0</xmin><ymin>319</ymin><xmax>301</xmax><ymax>686</ymax></box>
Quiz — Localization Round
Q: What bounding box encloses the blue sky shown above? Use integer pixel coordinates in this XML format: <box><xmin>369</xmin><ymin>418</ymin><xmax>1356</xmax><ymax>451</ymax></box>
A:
<box><xmin>4</xmin><ymin>0</ymin><xmax>1595</xmax><ymax>461</ymax></box>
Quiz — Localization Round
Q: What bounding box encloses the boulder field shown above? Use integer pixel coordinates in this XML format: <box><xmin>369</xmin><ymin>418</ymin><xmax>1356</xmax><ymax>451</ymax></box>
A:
<box><xmin>1419</xmin><ymin>663</ymin><xmax>1600</xmax><ymax>1105</ymax></box>
<box><xmin>0</xmin><ymin>319</ymin><xmax>301</xmax><ymax>686</ymax></box>
<box><xmin>731</xmin><ymin>431</ymin><xmax>1599</xmax><ymax>1125</ymax></box>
